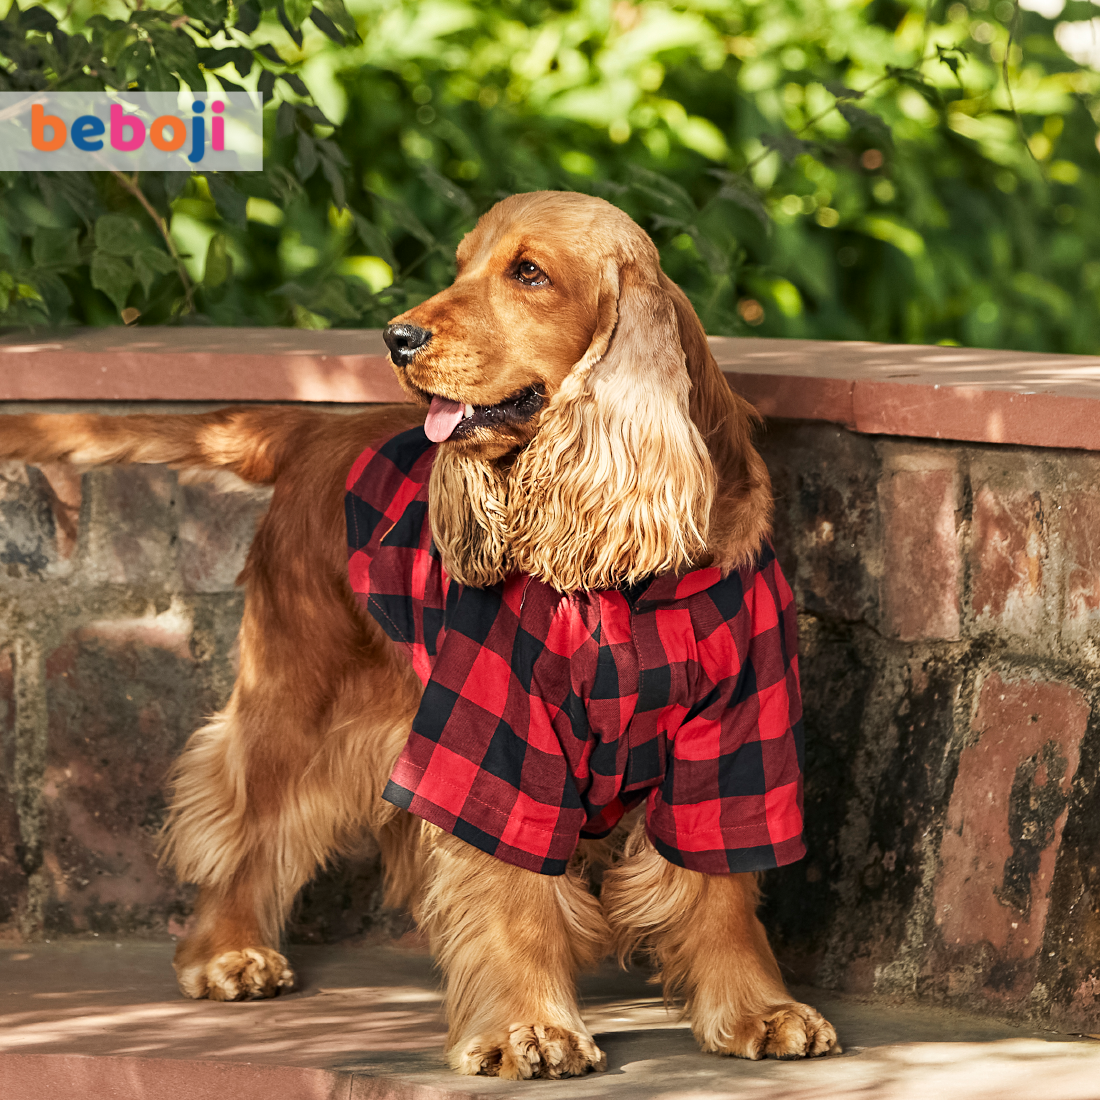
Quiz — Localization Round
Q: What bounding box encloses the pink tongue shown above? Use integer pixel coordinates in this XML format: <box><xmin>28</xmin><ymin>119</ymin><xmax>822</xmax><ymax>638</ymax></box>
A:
<box><xmin>425</xmin><ymin>396</ymin><xmax>464</xmax><ymax>443</ymax></box>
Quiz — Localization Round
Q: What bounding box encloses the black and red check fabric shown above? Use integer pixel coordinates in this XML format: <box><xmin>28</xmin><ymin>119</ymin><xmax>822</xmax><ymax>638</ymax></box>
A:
<box><xmin>345</xmin><ymin>427</ymin><xmax>806</xmax><ymax>876</ymax></box>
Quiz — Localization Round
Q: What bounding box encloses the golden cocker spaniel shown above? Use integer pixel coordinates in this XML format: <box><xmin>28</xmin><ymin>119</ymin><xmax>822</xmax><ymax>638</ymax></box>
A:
<box><xmin>0</xmin><ymin>191</ymin><xmax>838</xmax><ymax>1078</ymax></box>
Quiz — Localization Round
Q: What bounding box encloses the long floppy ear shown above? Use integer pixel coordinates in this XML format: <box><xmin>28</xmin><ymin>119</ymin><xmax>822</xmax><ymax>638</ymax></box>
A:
<box><xmin>428</xmin><ymin>448</ymin><xmax>510</xmax><ymax>588</ymax></box>
<box><xmin>659</xmin><ymin>272</ymin><xmax>773</xmax><ymax>572</ymax></box>
<box><xmin>507</xmin><ymin>259</ymin><xmax>716</xmax><ymax>592</ymax></box>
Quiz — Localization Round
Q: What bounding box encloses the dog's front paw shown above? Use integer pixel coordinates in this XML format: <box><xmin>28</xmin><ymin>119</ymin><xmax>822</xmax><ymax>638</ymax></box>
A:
<box><xmin>699</xmin><ymin>1001</ymin><xmax>840</xmax><ymax>1060</ymax></box>
<box><xmin>175</xmin><ymin>946</ymin><xmax>295</xmax><ymax>1001</ymax></box>
<box><xmin>452</xmin><ymin>1024</ymin><xmax>607</xmax><ymax>1080</ymax></box>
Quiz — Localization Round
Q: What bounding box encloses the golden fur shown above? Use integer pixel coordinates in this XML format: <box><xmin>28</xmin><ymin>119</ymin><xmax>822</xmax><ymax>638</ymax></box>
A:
<box><xmin>0</xmin><ymin>191</ymin><xmax>836</xmax><ymax>1075</ymax></box>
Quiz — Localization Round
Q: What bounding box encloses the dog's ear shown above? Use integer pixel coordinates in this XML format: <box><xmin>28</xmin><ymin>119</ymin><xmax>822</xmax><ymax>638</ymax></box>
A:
<box><xmin>507</xmin><ymin>256</ymin><xmax>716</xmax><ymax>592</ymax></box>
<box><xmin>660</xmin><ymin>272</ymin><xmax>773</xmax><ymax>573</ymax></box>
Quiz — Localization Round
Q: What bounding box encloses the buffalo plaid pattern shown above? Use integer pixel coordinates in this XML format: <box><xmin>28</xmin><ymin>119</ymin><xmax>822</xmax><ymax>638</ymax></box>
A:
<box><xmin>346</xmin><ymin>427</ymin><xmax>806</xmax><ymax>876</ymax></box>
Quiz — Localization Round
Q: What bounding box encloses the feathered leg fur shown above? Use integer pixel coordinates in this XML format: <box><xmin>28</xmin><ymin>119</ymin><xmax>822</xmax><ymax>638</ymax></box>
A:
<box><xmin>421</xmin><ymin>833</ymin><xmax>609</xmax><ymax>1079</ymax></box>
<box><xmin>601</xmin><ymin>822</ymin><xmax>840</xmax><ymax>1059</ymax></box>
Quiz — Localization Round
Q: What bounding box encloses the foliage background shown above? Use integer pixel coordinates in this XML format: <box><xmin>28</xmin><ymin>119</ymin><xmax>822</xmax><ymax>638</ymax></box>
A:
<box><xmin>0</xmin><ymin>0</ymin><xmax>1097</xmax><ymax>351</ymax></box>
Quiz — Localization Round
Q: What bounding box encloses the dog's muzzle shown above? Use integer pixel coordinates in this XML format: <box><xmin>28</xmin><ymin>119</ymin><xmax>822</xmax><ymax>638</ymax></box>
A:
<box><xmin>384</xmin><ymin>323</ymin><xmax>432</xmax><ymax>365</ymax></box>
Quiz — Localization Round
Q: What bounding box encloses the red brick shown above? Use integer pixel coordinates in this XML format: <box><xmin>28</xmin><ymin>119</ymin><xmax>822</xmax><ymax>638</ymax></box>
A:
<box><xmin>934</xmin><ymin>672</ymin><xmax>1088</xmax><ymax>965</ymax></box>
<box><xmin>880</xmin><ymin>467</ymin><xmax>961</xmax><ymax>640</ymax></box>
<box><xmin>970</xmin><ymin>486</ymin><xmax>1046</xmax><ymax>626</ymax></box>
<box><xmin>1063</xmin><ymin>491</ymin><xmax>1100</xmax><ymax>623</ymax></box>
<box><xmin>177</xmin><ymin>481</ymin><xmax>269</xmax><ymax>593</ymax></box>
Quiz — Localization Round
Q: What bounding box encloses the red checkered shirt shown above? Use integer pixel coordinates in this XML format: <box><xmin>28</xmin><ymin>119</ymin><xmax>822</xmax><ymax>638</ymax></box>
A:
<box><xmin>346</xmin><ymin>428</ymin><xmax>806</xmax><ymax>876</ymax></box>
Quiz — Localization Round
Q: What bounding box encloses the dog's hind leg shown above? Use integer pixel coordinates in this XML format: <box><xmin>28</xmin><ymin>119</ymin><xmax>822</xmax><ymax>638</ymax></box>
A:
<box><xmin>601</xmin><ymin>823</ymin><xmax>840</xmax><ymax>1060</ymax></box>
<box><xmin>421</xmin><ymin>832</ymin><xmax>609</xmax><ymax>1080</ymax></box>
<box><xmin>165</xmin><ymin>668</ymin><xmax>421</xmax><ymax>999</ymax></box>
<box><xmin>163</xmin><ymin>699</ymin><xmax>321</xmax><ymax>1001</ymax></box>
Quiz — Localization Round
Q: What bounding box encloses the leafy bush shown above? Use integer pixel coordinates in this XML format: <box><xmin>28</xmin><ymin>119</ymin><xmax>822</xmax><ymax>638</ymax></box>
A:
<box><xmin>0</xmin><ymin>0</ymin><xmax>1097</xmax><ymax>352</ymax></box>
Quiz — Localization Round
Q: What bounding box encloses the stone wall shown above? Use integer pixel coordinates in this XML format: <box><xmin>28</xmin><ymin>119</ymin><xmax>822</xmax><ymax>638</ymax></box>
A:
<box><xmin>1</xmin><ymin>409</ymin><xmax>1098</xmax><ymax>1035</ymax></box>
<box><xmin>758</xmin><ymin>420</ymin><xmax>1100</xmax><ymax>1035</ymax></box>
<box><xmin>0</xmin><ymin>456</ymin><xmax>397</xmax><ymax>945</ymax></box>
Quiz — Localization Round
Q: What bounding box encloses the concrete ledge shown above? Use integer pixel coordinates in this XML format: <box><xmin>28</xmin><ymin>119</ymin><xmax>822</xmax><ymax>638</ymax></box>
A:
<box><xmin>0</xmin><ymin>329</ymin><xmax>403</xmax><ymax>404</ymax></box>
<box><xmin>2</xmin><ymin>941</ymin><xmax>1098</xmax><ymax>1100</ymax></box>
<box><xmin>2</xmin><ymin>330</ymin><xmax>1100</xmax><ymax>450</ymax></box>
<box><xmin>722</xmin><ymin>338</ymin><xmax>1100</xmax><ymax>451</ymax></box>
<box><xmin>2</xmin><ymin>1055</ymin><xmax>356</xmax><ymax>1100</ymax></box>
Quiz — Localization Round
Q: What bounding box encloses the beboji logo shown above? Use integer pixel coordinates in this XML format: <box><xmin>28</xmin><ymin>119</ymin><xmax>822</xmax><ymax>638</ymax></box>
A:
<box><xmin>32</xmin><ymin>99</ymin><xmax>227</xmax><ymax>163</ymax></box>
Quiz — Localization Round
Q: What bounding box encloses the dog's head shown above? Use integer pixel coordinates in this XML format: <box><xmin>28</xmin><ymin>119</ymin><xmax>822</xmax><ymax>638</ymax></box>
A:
<box><xmin>384</xmin><ymin>190</ymin><xmax>771</xmax><ymax>592</ymax></box>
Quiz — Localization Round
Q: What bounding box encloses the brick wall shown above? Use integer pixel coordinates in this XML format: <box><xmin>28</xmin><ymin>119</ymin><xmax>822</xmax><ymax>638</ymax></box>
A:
<box><xmin>759</xmin><ymin>421</ymin><xmax>1100</xmax><ymax>1033</ymax></box>
<box><xmin>1</xmin><ymin>363</ymin><xmax>1099</xmax><ymax>1033</ymax></box>
<box><xmin>0</xmin><ymin>460</ymin><xmax>398</xmax><ymax>945</ymax></box>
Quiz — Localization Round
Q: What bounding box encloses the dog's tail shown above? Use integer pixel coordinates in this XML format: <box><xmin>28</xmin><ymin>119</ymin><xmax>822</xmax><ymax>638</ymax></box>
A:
<box><xmin>0</xmin><ymin>406</ymin><xmax>325</xmax><ymax>485</ymax></box>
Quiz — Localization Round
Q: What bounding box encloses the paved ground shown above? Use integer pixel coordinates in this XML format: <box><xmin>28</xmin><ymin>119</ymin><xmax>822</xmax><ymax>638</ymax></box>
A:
<box><xmin>2</xmin><ymin>938</ymin><xmax>1100</xmax><ymax>1099</ymax></box>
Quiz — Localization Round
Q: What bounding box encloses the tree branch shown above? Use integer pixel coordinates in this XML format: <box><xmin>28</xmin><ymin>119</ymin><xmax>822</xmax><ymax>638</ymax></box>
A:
<box><xmin>110</xmin><ymin>169</ymin><xmax>196</xmax><ymax>315</ymax></box>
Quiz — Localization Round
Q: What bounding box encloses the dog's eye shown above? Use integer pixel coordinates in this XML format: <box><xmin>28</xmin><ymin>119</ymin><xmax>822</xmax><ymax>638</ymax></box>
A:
<box><xmin>515</xmin><ymin>261</ymin><xmax>548</xmax><ymax>286</ymax></box>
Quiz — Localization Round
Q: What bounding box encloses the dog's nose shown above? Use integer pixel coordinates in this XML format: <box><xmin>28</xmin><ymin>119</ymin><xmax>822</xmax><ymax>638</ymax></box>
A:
<box><xmin>383</xmin><ymin>323</ymin><xmax>432</xmax><ymax>363</ymax></box>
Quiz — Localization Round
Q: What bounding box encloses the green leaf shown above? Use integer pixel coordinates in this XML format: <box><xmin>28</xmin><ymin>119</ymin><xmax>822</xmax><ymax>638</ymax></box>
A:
<box><xmin>19</xmin><ymin>6</ymin><xmax>57</xmax><ymax>33</ymax></box>
<box><xmin>308</xmin><ymin>276</ymin><xmax>356</xmax><ymax>318</ymax></box>
<box><xmin>710</xmin><ymin>170</ymin><xmax>770</xmax><ymax>229</ymax></box>
<box><xmin>313</xmin><ymin>0</ymin><xmax>358</xmax><ymax>41</ymax></box>
<box><xmin>34</xmin><ymin>271</ymin><xmax>72</xmax><ymax>316</ymax></box>
<box><xmin>280</xmin><ymin>72</ymin><xmax>309</xmax><ymax>97</ymax></box>
<box><xmin>204</xmin><ymin>233</ymin><xmax>232</xmax><ymax>287</ymax></box>
<box><xmin>164</xmin><ymin>173</ymin><xmax>190</xmax><ymax>202</ymax></box>
<box><xmin>316</xmin><ymin>138</ymin><xmax>347</xmax><ymax>167</ymax></box>
<box><xmin>144</xmin><ymin>58</ymin><xmax>178</xmax><ymax>92</ymax></box>
<box><xmin>761</xmin><ymin>132</ymin><xmax>819</xmax><ymax>166</ymax></box>
<box><xmin>215</xmin><ymin>75</ymin><xmax>247</xmax><ymax>95</ymax></box>
<box><xmin>320</xmin><ymin>154</ymin><xmax>346</xmax><ymax>209</ymax></box>
<box><xmin>148</xmin><ymin>24</ymin><xmax>205</xmax><ymax>91</ymax></box>
<box><xmin>103</xmin><ymin>27</ymin><xmax>132</xmax><ymax>67</ymax></box>
<box><xmin>283</xmin><ymin>0</ymin><xmax>313</xmax><ymax>28</ymax></box>
<box><xmin>133</xmin><ymin>247</ymin><xmax>176</xmax><ymax>295</ymax></box>
<box><xmin>837</xmin><ymin>102</ymin><xmax>893</xmax><ymax>147</ymax></box>
<box><xmin>935</xmin><ymin>44</ymin><xmax>968</xmax><ymax>84</ymax></box>
<box><xmin>276</xmin><ymin>101</ymin><xmax>297</xmax><ymax>138</ymax></box>
<box><xmin>268</xmin><ymin>165</ymin><xmax>303</xmax><ymax>204</ymax></box>
<box><xmin>418</xmin><ymin>163</ymin><xmax>475</xmax><ymax>219</ymax></box>
<box><xmin>91</xmin><ymin>251</ymin><xmax>135</xmax><ymax>310</ymax></box>
<box><xmin>116</xmin><ymin>40</ymin><xmax>152</xmax><ymax>86</ymax></box>
<box><xmin>295</xmin><ymin>132</ymin><xmax>318</xmax><ymax>180</ymax></box>
<box><xmin>198</xmin><ymin>46</ymin><xmax>244</xmax><ymax>70</ymax></box>
<box><xmin>257</xmin><ymin>70</ymin><xmax>276</xmax><ymax>102</ymax></box>
<box><xmin>369</xmin><ymin>192</ymin><xmax>435</xmax><ymax>248</ymax></box>
<box><xmin>277</xmin><ymin>0</ymin><xmax>304</xmax><ymax>46</ymax></box>
<box><xmin>31</xmin><ymin>227</ymin><xmax>80</xmax><ymax>267</ymax></box>
<box><xmin>309</xmin><ymin>8</ymin><xmax>345</xmax><ymax>44</ymax></box>
<box><xmin>891</xmin><ymin>69</ymin><xmax>943</xmax><ymax>108</ymax></box>
<box><xmin>298</xmin><ymin>104</ymin><xmax>333</xmax><ymax>127</ymax></box>
<box><xmin>825</xmin><ymin>81</ymin><xmax>864</xmax><ymax>101</ymax></box>
<box><xmin>255</xmin><ymin>44</ymin><xmax>284</xmax><ymax>66</ymax></box>
<box><xmin>206</xmin><ymin>174</ymin><xmax>248</xmax><ymax>226</ymax></box>
<box><xmin>181</xmin><ymin>0</ymin><xmax>223</xmax><ymax>29</ymax></box>
<box><xmin>95</xmin><ymin>214</ymin><xmax>144</xmax><ymax>256</ymax></box>
<box><xmin>353</xmin><ymin>214</ymin><xmax>396</xmax><ymax>268</ymax></box>
<box><xmin>627</xmin><ymin>166</ymin><xmax>697</xmax><ymax>221</ymax></box>
<box><xmin>234</xmin><ymin>0</ymin><xmax>260</xmax><ymax>35</ymax></box>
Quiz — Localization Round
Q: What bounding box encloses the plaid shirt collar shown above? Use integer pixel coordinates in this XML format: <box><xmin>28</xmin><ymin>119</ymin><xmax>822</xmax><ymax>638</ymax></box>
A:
<box><xmin>624</xmin><ymin>567</ymin><xmax>725</xmax><ymax>611</ymax></box>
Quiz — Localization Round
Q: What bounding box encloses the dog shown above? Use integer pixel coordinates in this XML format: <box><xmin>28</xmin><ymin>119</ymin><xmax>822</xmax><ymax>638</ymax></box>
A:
<box><xmin>0</xmin><ymin>191</ymin><xmax>838</xmax><ymax>1079</ymax></box>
